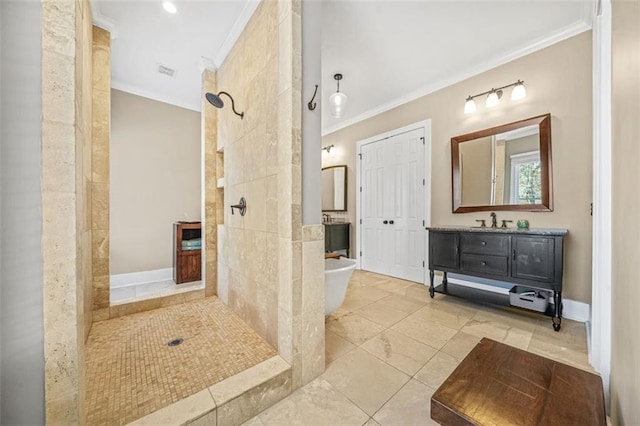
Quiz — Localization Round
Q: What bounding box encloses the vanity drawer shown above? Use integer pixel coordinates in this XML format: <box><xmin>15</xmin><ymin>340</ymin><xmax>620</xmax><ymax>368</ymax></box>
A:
<box><xmin>461</xmin><ymin>254</ymin><xmax>509</xmax><ymax>277</ymax></box>
<box><xmin>461</xmin><ymin>234</ymin><xmax>510</xmax><ymax>256</ymax></box>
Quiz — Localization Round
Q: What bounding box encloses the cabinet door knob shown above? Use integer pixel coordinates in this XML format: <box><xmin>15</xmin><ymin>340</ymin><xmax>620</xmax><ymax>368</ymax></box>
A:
<box><xmin>383</xmin><ymin>220</ymin><xmax>388</xmax><ymax>224</ymax></box>
<box><xmin>389</xmin><ymin>220</ymin><xmax>395</xmax><ymax>224</ymax></box>
<box><xmin>481</xmin><ymin>261</ymin><xmax>487</xmax><ymax>266</ymax></box>
<box><xmin>513</xmin><ymin>249</ymin><xmax>517</xmax><ymax>260</ymax></box>
<box><xmin>481</xmin><ymin>241</ymin><xmax>487</xmax><ymax>246</ymax></box>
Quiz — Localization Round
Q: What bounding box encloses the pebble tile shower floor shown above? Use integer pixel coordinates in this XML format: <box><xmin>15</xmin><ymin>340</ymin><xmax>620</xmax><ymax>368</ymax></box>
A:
<box><xmin>85</xmin><ymin>297</ymin><xmax>277</xmax><ymax>425</ymax></box>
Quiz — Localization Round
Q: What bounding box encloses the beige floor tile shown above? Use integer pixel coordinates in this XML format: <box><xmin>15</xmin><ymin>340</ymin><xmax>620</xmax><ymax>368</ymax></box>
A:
<box><xmin>373</xmin><ymin>379</ymin><xmax>438</xmax><ymax>426</ymax></box>
<box><xmin>375</xmin><ymin>278</ymin><xmax>415</xmax><ymax>293</ymax></box>
<box><xmin>364</xmin><ymin>418</ymin><xmax>382</xmax><ymax>426</ymax></box>
<box><xmin>461</xmin><ymin>317</ymin><xmax>533</xmax><ymax>350</ymax></box>
<box><xmin>414</xmin><ymin>351</ymin><xmax>461</xmax><ymax>390</ymax></box>
<box><xmin>241</xmin><ymin>416</ymin><xmax>264</xmax><ymax>426</ymax></box>
<box><xmin>322</xmin><ymin>348</ymin><xmax>411</xmax><ymax>416</ymax></box>
<box><xmin>258</xmin><ymin>379</ymin><xmax>368</xmax><ymax>426</ymax></box>
<box><xmin>391</xmin><ymin>315</ymin><xmax>458</xmax><ymax>349</ymax></box>
<box><xmin>391</xmin><ymin>284</ymin><xmax>434</xmax><ymax>304</ymax></box>
<box><xmin>326</xmin><ymin>313</ymin><xmax>385</xmax><ymax>345</ymax></box>
<box><xmin>348</xmin><ymin>286</ymin><xmax>394</xmax><ymax>302</ymax></box>
<box><xmin>361</xmin><ymin>330</ymin><xmax>437</xmax><ymax>376</ymax></box>
<box><xmin>340</xmin><ymin>295</ymin><xmax>376</xmax><ymax>313</ymax></box>
<box><xmin>356</xmin><ymin>302</ymin><xmax>410</xmax><ymax>327</ymax></box>
<box><xmin>325</xmin><ymin>329</ymin><xmax>356</xmax><ymax>365</ymax></box>
<box><xmin>377</xmin><ymin>294</ymin><xmax>427</xmax><ymax>314</ymax></box>
<box><xmin>410</xmin><ymin>303</ymin><xmax>475</xmax><ymax>330</ymax></box>
<box><xmin>440</xmin><ymin>331</ymin><xmax>482</xmax><ymax>360</ymax></box>
<box><xmin>530</xmin><ymin>318</ymin><xmax>588</xmax><ymax>351</ymax></box>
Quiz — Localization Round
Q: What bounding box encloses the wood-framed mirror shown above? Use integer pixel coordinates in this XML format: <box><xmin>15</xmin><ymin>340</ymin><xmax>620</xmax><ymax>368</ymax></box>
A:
<box><xmin>451</xmin><ymin>113</ymin><xmax>552</xmax><ymax>213</ymax></box>
<box><xmin>322</xmin><ymin>165</ymin><xmax>348</xmax><ymax>212</ymax></box>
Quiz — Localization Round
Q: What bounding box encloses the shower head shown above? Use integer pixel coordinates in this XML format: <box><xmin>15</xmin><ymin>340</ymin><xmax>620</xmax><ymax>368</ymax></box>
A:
<box><xmin>205</xmin><ymin>91</ymin><xmax>244</xmax><ymax>119</ymax></box>
<box><xmin>205</xmin><ymin>92</ymin><xmax>224</xmax><ymax>108</ymax></box>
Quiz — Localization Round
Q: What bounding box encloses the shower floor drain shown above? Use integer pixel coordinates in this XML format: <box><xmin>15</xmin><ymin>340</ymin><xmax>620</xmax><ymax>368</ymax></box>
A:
<box><xmin>167</xmin><ymin>338</ymin><xmax>184</xmax><ymax>347</ymax></box>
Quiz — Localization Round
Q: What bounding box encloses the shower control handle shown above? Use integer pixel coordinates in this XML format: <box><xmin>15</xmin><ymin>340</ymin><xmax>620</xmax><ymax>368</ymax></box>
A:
<box><xmin>230</xmin><ymin>197</ymin><xmax>247</xmax><ymax>216</ymax></box>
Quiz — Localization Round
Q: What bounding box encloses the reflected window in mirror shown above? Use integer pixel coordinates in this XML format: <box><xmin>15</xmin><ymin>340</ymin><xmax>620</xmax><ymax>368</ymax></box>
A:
<box><xmin>452</xmin><ymin>114</ymin><xmax>552</xmax><ymax>213</ymax></box>
<box><xmin>322</xmin><ymin>165</ymin><xmax>347</xmax><ymax>211</ymax></box>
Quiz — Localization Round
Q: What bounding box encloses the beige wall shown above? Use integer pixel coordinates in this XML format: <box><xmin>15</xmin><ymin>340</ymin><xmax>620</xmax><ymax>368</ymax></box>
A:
<box><xmin>92</xmin><ymin>26</ymin><xmax>110</xmax><ymax>318</ymax></box>
<box><xmin>611</xmin><ymin>0</ymin><xmax>640</xmax><ymax>423</ymax></box>
<box><xmin>323</xmin><ymin>31</ymin><xmax>593</xmax><ymax>303</ymax></box>
<box><xmin>41</xmin><ymin>0</ymin><xmax>93</xmax><ymax>422</ymax></box>
<box><xmin>110</xmin><ymin>89</ymin><xmax>201</xmax><ymax>275</ymax></box>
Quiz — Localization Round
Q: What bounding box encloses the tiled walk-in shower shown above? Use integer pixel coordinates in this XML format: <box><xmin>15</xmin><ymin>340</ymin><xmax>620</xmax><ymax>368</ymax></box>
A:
<box><xmin>85</xmin><ymin>297</ymin><xmax>277</xmax><ymax>425</ymax></box>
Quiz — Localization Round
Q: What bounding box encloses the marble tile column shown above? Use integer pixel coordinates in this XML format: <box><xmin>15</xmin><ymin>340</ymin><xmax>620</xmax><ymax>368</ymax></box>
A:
<box><xmin>91</xmin><ymin>25</ymin><xmax>111</xmax><ymax>320</ymax></box>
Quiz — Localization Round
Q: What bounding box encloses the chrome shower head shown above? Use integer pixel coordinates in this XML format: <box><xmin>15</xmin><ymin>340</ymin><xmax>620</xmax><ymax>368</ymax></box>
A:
<box><xmin>204</xmin><ymin>91</ymin><xmax>244</xmax><ymax>119</ymax></box>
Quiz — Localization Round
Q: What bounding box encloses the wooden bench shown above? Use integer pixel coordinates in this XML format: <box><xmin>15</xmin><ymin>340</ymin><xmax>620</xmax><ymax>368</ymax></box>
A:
<box><xmin>431</xmin><ymin>338</ymin><xmax>606</xmax><ymax>426</ymax></box>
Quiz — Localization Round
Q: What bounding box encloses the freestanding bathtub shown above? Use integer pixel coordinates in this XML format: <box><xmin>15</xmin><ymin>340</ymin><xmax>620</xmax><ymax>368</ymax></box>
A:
<box><xmin>324</xmin><ymin>257</ymin><xmax>357</xmax><ymax>315</ymax></box>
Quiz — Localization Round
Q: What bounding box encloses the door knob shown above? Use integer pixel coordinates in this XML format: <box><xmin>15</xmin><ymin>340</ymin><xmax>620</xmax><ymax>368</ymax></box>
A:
<box><xmin>389</xmin><ymin>220</ymin><xmax>394</xmax><ymax>224</ymax></box>
<box><xmin>383</xmin><ymin>220</ymin><xmax>388</xmax><ymax>224</ymax></box>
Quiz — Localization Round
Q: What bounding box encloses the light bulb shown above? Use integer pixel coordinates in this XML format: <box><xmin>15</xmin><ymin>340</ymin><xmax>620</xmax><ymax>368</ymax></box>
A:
<box><xmin>511</xmin><ymin>82</ymin><xmax>527</xmax><ymax>100</ymax></box>
<box><xmin>163</xmin><ymin>1</ymin><xmax>177</xmax><ymax>14</ymax></box>
<box><xmin>486</xmin><ymin>91</ymin><xmax>500</xmax><ymax>107</ymax></box>
<box><xmin>464</xmin><ymin>97</ymin><xmax>476</xmax><ymax>114</ymax></box>
<box><xmin>329</xmin><ymin>91</ymin><xmax>348</xmax><ymax>118</ymax></box>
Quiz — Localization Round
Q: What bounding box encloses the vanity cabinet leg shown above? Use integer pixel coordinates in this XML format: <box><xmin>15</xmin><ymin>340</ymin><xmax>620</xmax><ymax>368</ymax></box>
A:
<box><xmin>552</xmin><ymin>291</ymin><xmax>562</xmax><ymax>332</ymax></box>
<box><xmin>429</xmin><ymin>270</ymin><xmax>435</xmax><ymax>298</ymax></box>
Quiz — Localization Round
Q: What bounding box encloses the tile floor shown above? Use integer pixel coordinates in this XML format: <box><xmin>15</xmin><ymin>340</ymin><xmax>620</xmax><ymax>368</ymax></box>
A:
<box><xmin>85</xmin><ymin>297</ymin><xmax>277</xmax><ymax>425</ymax></box>
<box><xmin>247</xmin><ymin>270</ymin><xmax>592</xmax><ymax>425</ymax></box>
<box><xmin>110</xmin><ymin>279</ymin><xmax>204</xmax><ymax>305</ymax></box>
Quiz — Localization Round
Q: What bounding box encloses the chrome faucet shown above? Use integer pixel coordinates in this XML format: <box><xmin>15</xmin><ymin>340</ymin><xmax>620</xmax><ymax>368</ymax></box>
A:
<box><xmin>490</xmin><ymin>212</ymin><xmax>497</xmax><ymax>228</ymax></box>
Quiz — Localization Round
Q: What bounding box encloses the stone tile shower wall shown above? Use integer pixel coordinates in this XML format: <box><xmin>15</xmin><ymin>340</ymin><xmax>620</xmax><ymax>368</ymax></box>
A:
<box><xmin>215</xmin><ymin>0</ymin><xmax>324</xmax><ymax>387</ymax></box>
<box><xmin>41</xmin><ymin>0</ymin><xmax>94</xmax><ymax>422</ymax></box>
<box><xmin>202</xmin><ymin>69</ymin><xmax>219</xmax><ymax>297</ymax></box>
<box><xmin>217</xmin><ymin>0</ymin><xmax>281</xmax><ymax>348</ymax></box>
<box><xmin>91</xmin><ymin>26</ymin><xmax>111</xmax><ymax>321</ymax></box>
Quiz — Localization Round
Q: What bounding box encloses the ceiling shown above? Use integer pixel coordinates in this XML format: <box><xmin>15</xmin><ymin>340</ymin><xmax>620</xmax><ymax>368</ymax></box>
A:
<box><xmin>91</xmin><ymin>0</ymin><xmax>259</xmax><ymax>111</ymax></box>
<box><xmin>91</xmin><ymin>0</ymin><xmax>592</xmax><ymax>132</ymax></box>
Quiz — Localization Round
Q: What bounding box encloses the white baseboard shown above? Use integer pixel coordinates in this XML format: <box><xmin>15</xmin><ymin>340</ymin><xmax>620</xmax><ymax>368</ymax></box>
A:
<box><xmin>111</xmin><ymin>268</ymin><xmax>173</xmax><ymax>288</ymax></box>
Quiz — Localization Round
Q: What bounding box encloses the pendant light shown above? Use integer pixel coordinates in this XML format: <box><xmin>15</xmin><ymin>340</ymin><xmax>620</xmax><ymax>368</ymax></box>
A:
<box><xmin>329</xmin><ymin>73</ymin><xmax>348</xmax><ymax>118</ymax></box>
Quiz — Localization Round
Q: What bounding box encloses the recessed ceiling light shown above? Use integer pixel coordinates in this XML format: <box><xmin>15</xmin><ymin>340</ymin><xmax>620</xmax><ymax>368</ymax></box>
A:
<box><xmin>162</xmin><ymin>1</ymin><xmax>177</xmax><ymax>14</ymax></box>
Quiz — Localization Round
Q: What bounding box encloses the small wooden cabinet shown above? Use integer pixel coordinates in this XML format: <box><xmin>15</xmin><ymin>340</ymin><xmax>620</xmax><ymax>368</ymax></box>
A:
<box><xmin>427</xmin><ymin>226</ymin><xmax>567</xmax><ymax>331</ymax></box>
<box><xmin>173</xmin><ymin>222</ymin><xmax>202</xmax><ymax>284</ymax></box>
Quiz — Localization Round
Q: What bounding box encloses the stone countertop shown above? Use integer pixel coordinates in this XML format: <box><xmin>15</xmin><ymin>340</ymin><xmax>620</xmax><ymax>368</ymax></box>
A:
<box><xmin>426</xmin><ymin>225</ymin><xmax>568</xmax><ymax>236</ymax></box>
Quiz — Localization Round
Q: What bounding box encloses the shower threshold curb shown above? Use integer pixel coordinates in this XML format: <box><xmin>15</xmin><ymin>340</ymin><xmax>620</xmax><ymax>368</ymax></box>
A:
<box><xmin>128</xmin><ymin>355</ymin><xmax>292</xmax><ymax>426</ymax></box>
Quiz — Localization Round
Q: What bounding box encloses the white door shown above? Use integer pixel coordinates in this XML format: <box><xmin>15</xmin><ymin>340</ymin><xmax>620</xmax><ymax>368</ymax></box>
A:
<box><xmin>360</xmin><ymin>128</ymin><xmax>426</xmax><ymax>282</ymax></box>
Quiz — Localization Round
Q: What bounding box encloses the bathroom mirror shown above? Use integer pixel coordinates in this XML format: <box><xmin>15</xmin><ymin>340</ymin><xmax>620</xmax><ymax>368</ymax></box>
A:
<box><xmin>322</xmin><ymin>165</ymin><xmax>348</xmax><ymax>211</ymax></box>
<box><xmin>451</xmin><ymin>113</ymin><xmax>552</xmax><ymax>213</ymax></box>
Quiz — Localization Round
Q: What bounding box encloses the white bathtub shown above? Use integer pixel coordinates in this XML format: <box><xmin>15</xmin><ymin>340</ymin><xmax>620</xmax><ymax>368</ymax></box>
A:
<box><xmin>324</xmin><ymin>257</ymin><xmax>357</xmax><ymax>315</ymax></box>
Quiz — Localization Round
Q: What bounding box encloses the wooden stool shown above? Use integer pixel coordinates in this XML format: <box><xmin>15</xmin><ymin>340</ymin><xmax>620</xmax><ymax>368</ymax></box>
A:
<box><xmin>431</xmin><ymin>338</ymin><xmax>606</xmax><ymax>426</ymax></box>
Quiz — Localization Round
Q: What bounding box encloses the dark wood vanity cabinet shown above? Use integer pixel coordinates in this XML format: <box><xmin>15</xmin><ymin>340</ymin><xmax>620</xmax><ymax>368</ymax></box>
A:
<box><xmin>427</xmin><ymin>227</ymin><xmax>567</xmax><ymax>331</ymax></box>
<box><xmin>324</xmin><ymin>222</ymin><xmax>350</xmax><ymax>256</ymax></box>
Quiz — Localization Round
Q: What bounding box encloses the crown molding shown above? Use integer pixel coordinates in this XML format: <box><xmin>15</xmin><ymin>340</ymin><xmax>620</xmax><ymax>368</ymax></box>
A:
<box><xmin>212</xmin><ymin>0</ymin><xmax>260</xmax><ymax>68</ymax></box>
<box><xmin>111</xmin><ymin>80</ymin><xmax>202</xmax><ymax>112</ymax></box>
<box><xmin>322</xmin><ymin>19</ymin><xmax>592</xmax><ymax>136</ymax></box>
<box><xmin>88</xmin><ymin>0</ymin><xmax>118</xmax><ymax>39</ymax></box>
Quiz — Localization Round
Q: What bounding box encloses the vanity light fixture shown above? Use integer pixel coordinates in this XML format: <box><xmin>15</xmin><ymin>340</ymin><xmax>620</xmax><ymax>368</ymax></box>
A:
<box><xmin>329</xmin><ymin>74</ymin><xmax>348</xmax><ymax>118</ymax></box>
<box><xmin>162</xmin><ymin>1</ymin><xmax>177</xmax><ymax>14</ymax></box>
<box><xmin>464</xmin><ymin>80</ymin><xmax>527</xmax><ymax>114</ymax></box>
<box><xmin>322</xmin><ymin>144</ymin><xmax>334</xmax><ymax>153</ymax></box>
